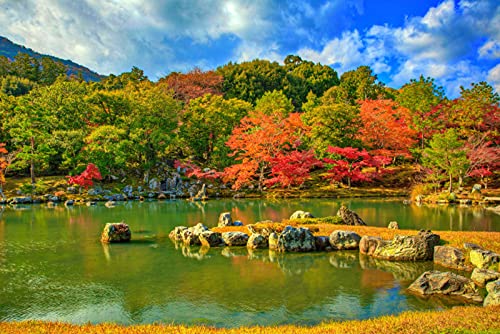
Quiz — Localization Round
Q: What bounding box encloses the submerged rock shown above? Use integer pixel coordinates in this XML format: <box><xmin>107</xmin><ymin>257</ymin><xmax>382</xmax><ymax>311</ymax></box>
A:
<box><xmin>433</xmin><ymin>246</ymin><xmax>472</xmax><ymax>271</ymax></box>
<box><xmin>289</xmin><ymin>210</ymin><xmax>314</xmax><ymax>219</ymax></box>
<box><xmin>269</xmin><ymin>225</ymin><xmax>316</xmax><ymax>252</ymax></box>
<box><xmin>359</xmin><ymin>230</ymin><xmax>440</xmax><ymax>261</ymax></box>
<box><xmin>101</xmin><ymin>223</ymin><xmax>131</xmax><ymax>243</ymax></box>
<box><xmin>181</xmin><ymin>223</ymin><xmax>210</xmax><ymax>246</ymax></box>
<box><xmin>336</xmin><ymin>205</ymin><xmax>366</xmax><ymax>225</ymax></box>
<box><xmin>329</xmin><ymin>230</ymin><xmax>361</xmax><ymax>250</ymax></box>
<box><xmin>222</xmin><ymin>232</ymin><xmax>249</xmax><ymax>246</ymax></box>
<box><xmin>408</xmin><ymin>270</ymin><xmax>483</xmax><ymax>303</ymax></box>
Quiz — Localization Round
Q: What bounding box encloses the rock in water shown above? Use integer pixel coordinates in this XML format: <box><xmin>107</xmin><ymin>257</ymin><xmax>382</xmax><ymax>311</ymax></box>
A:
<box><xmin>181</xmin><ymin>223</ymin><xmax>210</xmax><ymax>246</ymax></box>
<box><xmin>192</xmin><ymin>184</ymin><xmax>208</xmax><ymax>201</ymax></box>
<box><xmin>469</xmin><ymin>248</ymin><xmax>500</xmax><ymax>270</ymax></box>
<box><xmin>433</xmin><ymin>246</ymin><xmax>471</xmax><ymax>271</ymax></box>
<box><xmin>471</xmin><ymin>268</ymin><xmax>500</xmax><ymax>287</ymax></box>
<box><xmin>336</xmin><ymin>205</ymin><xmax>366</xmax><ymax>225</ymax></box>
<box><xmin>218</xmin><ymin>212</ymin><xmax>233</xmax><ymax>227</ymax></box>
<box><xmin>408</xmin><ymin>271</ymin><xmax>483</xmax><ymax>303</ymax></box>
<box><xmin>329</xmin><ymin>230</ymin><xmax>361</xmax><ymax>250</ymax></box>
<box><xmin>484</xmin><ymin>279</ymin><xmax>500</xmax><ymax>306</ymax></box>
<box><xmin>222</xmin><ymin>232</ymin><xmax>249</xmax><ymax>246</ymax></box>
<box><xmin>169</xmin><ymin>226</ymin><xmax>188</xmax><ymax>241</ymax></box>
<box><xmin>289</xmin><ymin>210</ymin><xmax>314</xmax><ymax>219</ymax></box>
<box><xmin>247</xmin><ymin>233</ymin><xmax>268</xmax><ymax>249</ymax></box>
<box><xmin>199</xmin><ymin>231</ymin><xmax>225</xmax><ymax>247</ymax></box>
<box><xmin>359</xmin><ymin>230</ymin><xmax>440</xmax><ymax>261</ymax></box>
<box><xmin>269</xmin><ymin>225</ymin><xmax>316</xmax><ymax>252</ymax></box>
<box><xmin>388</xmin><ymin>221</ymin><xmax>399</xmax><ymax>229</ymax></box>
<box><xmin>315</xmin><ymin>236</ymin><xmax>331</xmax><ymax>251</ymax></box>
<box><xmin>101</xmin><ymin>223</ymin><xmax>131</xmax><ymax>243</ymax></box>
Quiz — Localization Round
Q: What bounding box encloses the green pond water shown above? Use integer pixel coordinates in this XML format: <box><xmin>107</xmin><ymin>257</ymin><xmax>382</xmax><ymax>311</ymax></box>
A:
<box><xmin>0</xmin><ymin>198</ymin><xmax>499</xmax><ymax>327</ymax></box>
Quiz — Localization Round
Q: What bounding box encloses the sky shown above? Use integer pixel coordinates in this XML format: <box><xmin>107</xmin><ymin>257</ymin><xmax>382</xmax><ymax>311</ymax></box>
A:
<box><xmin>0</xmin><ymin>0</ymin><xmax>499</xmax><ymax>98</ymax></box>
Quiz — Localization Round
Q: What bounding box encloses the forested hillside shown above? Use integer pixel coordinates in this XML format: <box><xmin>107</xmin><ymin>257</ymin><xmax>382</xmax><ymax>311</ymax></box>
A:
<box><xmin>0</xmin><ymin>52</ymin><xmax>498</xmax><ymax>196</ymax></box>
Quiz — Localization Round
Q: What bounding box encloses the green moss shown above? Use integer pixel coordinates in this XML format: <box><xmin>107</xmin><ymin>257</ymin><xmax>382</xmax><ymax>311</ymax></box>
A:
<box><xmin>286</xmin><ymin>216</ymin><xmax>344</xmax><ymax>225</ymax></box>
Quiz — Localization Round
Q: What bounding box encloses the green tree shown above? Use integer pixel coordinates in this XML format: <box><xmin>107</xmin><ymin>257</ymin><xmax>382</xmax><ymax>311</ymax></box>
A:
<box><xmin>254</xmin><ymin>90</ymin><xmax>294</xmax><ymax>118</ymax></box>
<box><xmin>1</xmin><ymin>75</ymin><xmax>35</xmax><ymax>96</ymax></box>
<box><xmin>339</xmin><ymin>66</ymin><xmax>385</xmax><ymax>105</ymax></box>
<box><xmin>11</xmin><ymin>53</ymin><xmax>40</xmax><ymax>82</ymax></box>
<box><xmin>39</xmin><ymin>57</ymin><xmax>66</xmax><ymax>85</ymax></box>
<box><xmin>423</xmin><ymin>129</ymin><xmax>469</xmax><ymax>193</ymax></box>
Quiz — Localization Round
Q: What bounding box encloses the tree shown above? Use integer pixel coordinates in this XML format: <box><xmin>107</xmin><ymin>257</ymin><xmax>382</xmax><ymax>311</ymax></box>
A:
<box><xmin>465</xmin><ymin>135</ymin><xmax>500</xmax><ymax>189</ymax></box>
<box><xmin>1</xmin><ymin>75</ymin><xmax>35</xmax><ymax>96</ymax></box>
<box><xmin>339</xmin><ymin>66</ymin><xmax>385</xmax><ymax>105</ymax></box>
<box><xmin>11</xmin><ymin>53</ymin><xmax>40</xmax><ymax>82</ymax></box>
<box><xmin>396</xmin><ymin>76</ymin><xmax>445</xmax><ymax>150</ymax></box>
<box><xmin>223</xmin><ymin>111</ymin><xmax>309</xmax><ymax>190</ymax></box>
<box><xmin>160</xmin><ymin>68</ymin><xmax>223</xmax><ymax>103</ymax></box>
<box><xmin>67</xmin><ymin>163</ymin><xmax>102</xmax><ymax>192</ymax></box>
<box><xmin>265</xmin><ymin>150</ymin><xmax>322</xmax><ymax>188</ymax></box>
<box><xmin>358</xmin><ymin>99</ymin><xmax>417</xmax><ymax>159</ymax></box>
<box><xmin>423</xmin><ymin>129</ymin><xmax>468</xmax><ymax>193</ymax></box>
<box><xmin>0</xmin><ymin>143</ymin><xmax>7</xmax><ymax>199</ymax></box>
<box><xmin>254</xmin><ymin>90</ymin><xmax>294</xmax><ymax>118</ymax></box>
<box><xmin>39</xmin><ymin>57</ymin><xmax>66</xmax><ymax>85</ymax></box>
<box><xmin>323</xmin><ymin>146</ymin><xmax>387</xmax><ymax>189</ymax></box>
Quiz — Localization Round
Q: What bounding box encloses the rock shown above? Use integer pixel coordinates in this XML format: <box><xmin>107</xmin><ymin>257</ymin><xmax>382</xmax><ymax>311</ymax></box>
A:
<box><xmin>222</xmin><ymin>232</ymin><xmax>249</xmax><ymax>246</ymax></box>
<box><xmin>192</xmin><ymin>184</ymin><xmax>208</xmax><ymax>201</ymax></box>
<box><xmin>101</xmin><ymin>223</ymin><xmax>131</xmax><ymax>243</ymax></box>
<box><xmin>359</xmin><ymin>230</ymin><xmax>440</xmax><ymax>261</ymax></box>
<box><xmin>464</xmin><ymin>243</ymin><xmax>483</xmax><ymax>251</ymax></box>
<box><xmin>158</xmin><ymin>193</ymin><xmax>167</xmax><ymax>200</ymax></box>
<box><xmin>181</xmin><ymin>223</ymin><xmax>210</xmax><ymax>246</ymax></box>
<box><xmin>433</xmin><ymin>246</ymin><xmax>471</xmax><ymax>271</ymax></box>
<box><xmin>459</xmin><ymin>199</ymin><xmax>472</xmax><ymax>205</ymax></box>
<box><xmin>408</xmin><ymin>271</ymin><xmax>483</xmax><ymax>303</ymax></box>
<box><xmin>105</xmin><ymin>201</ymin><xmax>116</xmax><ymax>208</ymax></box>
<box><xmin>218</xmin><ymin>212</ymin><xmax>233</xmax><ymax>227</ymax></box>
<box><xmin>269</xmin><ymin>226</ymin><xmax>316</xmax><ymax>252</ymax></box>
<box><xmin>470</xmin><ymin>249</ymin><xmax>500</xmax><ymax>270</ymax></box>
<box><xmin>289</xmin><ymin>210</ymin><xmax>314</xmax><ymax>219</ymax></box>
<box><xmin>199</xmin><ymin>231</ymin><xmax>225</xmax><ymax>247</ymax></box>
<box><xmin>329</xmin><ymin>230</ymin><xmax>361</xmax><ymax>250</ymax></box>
<box><xmin>149</xmin><ymin>178</ymin><xmax>159</xmax><ymax>190</ymax></box>
<box><xmin>66</xmin><ymin>186</ymin><xmax>77</xmax><ymax>194</ymax></box>
<box><xmin>9</xmin><ymin>197</ymin><xmax>32</xmax><ymax>204</ymax></box>
<box><xmin>49</xmin><ymin>196</ymin><xmax>60</xmax><ymax>202</ymax></box>
<box><xmin>269</xmin><ymin>232</ymin><xmax>279</xmax><ymax>250</ymax></box>
<box><xmin>233</xmin><ymin>220</ymin><xmax>244</xmax><ymax>226</ymax></box>
<box><xmin>484</xmin><ymin>279</ymin><xmax>500</xmax><ymax>306</ymax></box>
<box><xmin>388</xmin><ymin>221</ymin><xmax>399</xmax><ymax>229</ymax></box>
<box><xmin>471</xmin><ymin>268</ymin><xmax>500</xmax><ymax>287</ymax></box>
<box><xmin>64</xmin><ymin>200</ymin><xmax>74</xmax><ymax>206</ymax></box>
<box><xmin>87</xmin><ymin>188</ymin><xmax>101</xmax><ymax>196</ymax></box>
<box><xmin>472</xmin><ymin>184</ymin><xmax>482</xmax><ymax>192</ymax></box>
<box><xmin>336</xmin><ymin>205</ymin><xmax>366</xmax><ymax>225</ymax></box>
<box><xmin>86</xmin><ymin>201</ymin><xmax>97</xmax><ymax>206</ymax></box>
<box><xmin>415</xmin><ymin>195</ymin><xmax>424</xmax><ymax>203</ymax></box>
<box><xmin>246</xmin><ymin>224</ymin><xmax>276</xmax><ymax>237</ymax></box>
<box><xmin>315</xmin><ymin>236</ymin><xmax>331</xmax><ymax>251</ymax></box>
<box><xmin>247</xmin><ymin>233</ymin><xmax>268</xmax><ymax>249</ymax></box>
<box><xmin>169</xmin><ymin>226</ymin><xmax>188</xmax><ymax>241</ymax></box>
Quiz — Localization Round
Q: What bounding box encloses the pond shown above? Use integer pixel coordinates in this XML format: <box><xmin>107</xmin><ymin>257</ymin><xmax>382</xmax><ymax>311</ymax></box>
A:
<box><xmin>0</xmin><ymin>198</ymin><xmax>498</xmax><ymax>327</ymax></box>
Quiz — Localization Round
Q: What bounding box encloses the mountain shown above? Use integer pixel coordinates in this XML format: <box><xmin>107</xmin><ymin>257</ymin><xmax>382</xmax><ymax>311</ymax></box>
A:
<box><xmin>0</xmin><ymin>36</ymin><xmax>103</xmax><ymax>82</ymax></box>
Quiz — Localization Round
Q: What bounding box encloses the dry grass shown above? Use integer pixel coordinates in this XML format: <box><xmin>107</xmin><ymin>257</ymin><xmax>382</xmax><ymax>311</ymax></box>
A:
<box><xmin>213</xmin><ymin>223</ymin><xmax>500</xmax><ymax>253</ymax></box>
<box><xmin>1</xmin><ymin>305</ymin><xmax>499</xmax><ymax>333</ymax></box>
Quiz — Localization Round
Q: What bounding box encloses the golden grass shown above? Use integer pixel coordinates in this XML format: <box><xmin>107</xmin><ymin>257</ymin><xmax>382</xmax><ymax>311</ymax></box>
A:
<box><xmin>1</xmin><ymin>305</ymin><xmax>499</xmax><ymax>333</ymax></box>
<box><xmin>213</xmin><ymin>223</ymin><xmax>500</xmax><ymax>254</ymax></box>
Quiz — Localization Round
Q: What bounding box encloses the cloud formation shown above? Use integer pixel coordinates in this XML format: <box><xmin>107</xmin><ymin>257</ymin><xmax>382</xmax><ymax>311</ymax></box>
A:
<box><xmin>0</xmin><ymin>0</ymin><xmax>498</xmax><ymax>97</ymax></box>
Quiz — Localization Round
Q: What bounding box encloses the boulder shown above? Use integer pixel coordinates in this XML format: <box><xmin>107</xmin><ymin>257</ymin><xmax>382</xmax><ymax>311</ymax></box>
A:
<box><xmin>199</xmin><ymin>231</ymin><xmax>225</xmax><ymax>247</ymax></box>
<box><xmin>222</xmin><ymin>232</ymin><xmax>249</xmax><ymax>246</ymax></box>
<box><xmin>269</xmin><ymin>226</ymin><xmax>316</xmax><ymax>252</ymax></box>
<box><xmin>289</xmin><ymin>210</ymin><xmax>314</xmax><ymax>219</ymax></box>
<box><xmin>180</xmin><ymin>223</ymin><xmax>210</xmax><ymax>246</ymax></box>
<box><xmin>233</xmin><ymin>220</ymin><xmax>244</xmax><ymax>226</ymax></box>
<box><xmin>64</xmin><ymin>200</ymin><xmax>74</xmax><ymax>206</ymax></box>
<box><xmin>471</xmin><ymin>268</ymin><xmax>500</xmax><ymax>287</ymax></box>
<box><xmin>191</xmin><ymin>184</ymin><xmax>208</xmax><ymax>201</ymax></box>
<box><xmin>169</xmin><ymin>226</ymin><xmax>188</xmax><ymax>241</ymax></box>
<box><xmin>433</xmin><ymin>246</ymin><xmax>471</xmax><ymax>271</ymax></box>
<box><xmin>329</xmin><ymin>230</ymin><xmax>361</xmax><ymax>250</ymax></box>
<box><xmin>484</xmin><ymin>279</ymin><xmax>500</xmax><ymax>306</ymax></box>
<box><xmin>359</xmin><ymin>230</ymin><xmax>440</xmax><ymax>261</ymax></box>
<box><xmin>315</xmin><ymin>236</ymin><xmax>331</xmax><ymax>251</ymax></box>
<box><xmin>218</xmin><ymin>212</ymin><xmax>233</xmax><ymax>227</ymax></box>
<box><xmin>336</xmin><ymin>205</ymin><xmax>366</xmax><ymax>225</ymax></box>
<box><xmin>9</xmin><ymin>197</ymin><xmax>32</xmax><ymax>204</ymax></box>
<box><xmin>247</xmin><ymin>224</ymin><xmax>276</xmax><ymax>237</ymax></box>
<box><xmin>388</xmin><ymin>221</ymin><xmax>399</xmax><ymax>229</ymax></box>
<box><xmin>469</xmin><ymin>248</ymin><xmax>500</xmax><ymax>270</ymax></box>
<box><xmin>408</xmin><ymin>271</ymin><xmax>483</xmax><ymax>303</ymax></box>
<box><xmin>101</xmin><ymin>223</ymin><xmax>131</xmax><ymax>243</ymax></box>
<box><xmin>464</xmin><ymin>243</ymin><xmax>483</xmax><ymax>251</ymax></box>
<box><xmin>247</xmin><ymin>233</ymin><xmax>268</xmax><ymax>249</ymax></box>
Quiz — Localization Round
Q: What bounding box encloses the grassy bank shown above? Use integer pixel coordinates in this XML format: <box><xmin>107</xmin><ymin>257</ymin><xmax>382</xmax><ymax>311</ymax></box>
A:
<box><xmin>1</xmin><ymin>305</ymin><xmax>499</xmax><ymax>333</ymax></box>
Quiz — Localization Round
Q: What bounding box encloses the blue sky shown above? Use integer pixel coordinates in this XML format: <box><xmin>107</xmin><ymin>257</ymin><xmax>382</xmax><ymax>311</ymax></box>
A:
<box><xmin>0</xmin><ymin>0</ymin><xmax>498</xmax><ymax>97</ymax></box>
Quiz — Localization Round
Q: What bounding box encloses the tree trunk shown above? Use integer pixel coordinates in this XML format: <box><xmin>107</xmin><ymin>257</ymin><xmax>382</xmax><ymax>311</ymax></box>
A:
<box><xmin>30</xmin><ymin>136</ymin><xmax>35</xmax><ymax>184</ymax></box>
<box><xmin>448</xmin><ymin>173</ymin><xmax>453</xmax><ymax>193</ymax></box>
<box><xmin>258</xmin><ymin>165</ymin><xmax>264</xmax><ymax>192</ymax></box>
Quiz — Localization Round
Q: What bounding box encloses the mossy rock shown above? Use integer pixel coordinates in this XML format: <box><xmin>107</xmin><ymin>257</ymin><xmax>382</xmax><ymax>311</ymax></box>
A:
<box><xmin>286</xmin><ymin>216</ymin><xmax>344</xmax><ymax>225</ymax></box>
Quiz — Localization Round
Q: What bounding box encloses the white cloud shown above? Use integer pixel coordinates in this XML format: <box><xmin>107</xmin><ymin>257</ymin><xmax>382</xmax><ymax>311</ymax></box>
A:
<box><xmin>487</xmin><ymin>64</ymin><xmax>500</xmax><ymax>93</ymax></box>
<box><xmin>478</xmin><ymin>40</ymin><xmax>500</xmax><ymax>59</ymax></box>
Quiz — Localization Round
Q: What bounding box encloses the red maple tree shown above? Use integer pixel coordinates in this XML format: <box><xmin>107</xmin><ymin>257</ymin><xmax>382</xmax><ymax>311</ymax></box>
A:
<box><xmin>159</xmin><ymin>68</ymin><xmax>223</xmax><ymax>103</ymax></box>
<box><xmin>67</xmin><ymin>163</ymin><xmax>102</xmax><ymax>191</ymax></box>
<box><xmin>0</xmin><ymin>143</ymin><xmax>8</xmax><ymax>187</ymax></box>
<box><xmin>358</xmin><ymin>99</ymin><xmax>417</xmax><ymax>159</ymax></box>
<box><xmin>265</xmin><ymin>150</ymin><xmax>323</xmax><ymax>188</ymax></box>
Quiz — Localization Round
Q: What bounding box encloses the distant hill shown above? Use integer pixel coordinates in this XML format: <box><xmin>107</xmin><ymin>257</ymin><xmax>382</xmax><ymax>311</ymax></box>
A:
<box><xmin>0</xmin><ymin>36</ymin><xmax>103</xmax><ymax>82</ymax></box>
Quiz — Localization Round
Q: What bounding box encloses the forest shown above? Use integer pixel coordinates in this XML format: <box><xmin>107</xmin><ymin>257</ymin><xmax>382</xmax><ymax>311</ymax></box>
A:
<box><xmin>0</xmin><ymin>52</ymin><xmax>499</xmax><ymax>195</ymax></box>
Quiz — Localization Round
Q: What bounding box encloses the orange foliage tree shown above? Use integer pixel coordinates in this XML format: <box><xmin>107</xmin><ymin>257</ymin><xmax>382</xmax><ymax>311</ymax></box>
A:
<box><xmin>0</xmin><ymin>143</ymin><xmax>8</xmax><ymax>199</ymax></box>
<box><xmin>159</xmin><ymin>68</ymin><xmax>223</xmax><ymax>103</ymax></box>
<box><xmin>358</xmin><ymin>99</ymin><xmax>417</xmax><ymax>159</ymax></box>
<box><xmin>223</xmin><ymin>111</ymin><xmax>311</xmax><ymax>190</ymax></box>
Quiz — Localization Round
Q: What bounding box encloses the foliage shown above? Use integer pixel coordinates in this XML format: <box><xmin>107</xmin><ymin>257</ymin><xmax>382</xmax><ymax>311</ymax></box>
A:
<box><xmin>67</xmin><ymin>163</ymin><xmax>102</xmax><ymax>189</ymax></box>
<box><xmin>339</xmin><ymin>65</ymin><xmax>386</xmax><ymax>105</ymax></box>
<box><xmin>265</xmin><ymin>150</ymin><xmax>323</xmax><ymax>188</ymax></box>
<box><xmin>323</xmin><ymin>146</ymin><xmax>388</xmax><ymax>188</ymax></box>
<box><xmin>423</xmin><ymin>129</ymin><xmax>469</xmax><ymax>193</ymax></box>
<box><xmin>358</xmin><ymin>99</ymin><xmax>417</xmax><ymax>159</ymax></box>
<box><xmin>174</xmin><ymin>160</ymin><xmax>222</xmax><ymax>180</ymax></box>
<box><xmin>160</xmin><ymin>68</ymin><xmax>223</xmax><ymax>103</ymax></box>
<box><xmin>0</xmin><ymin>143</ymin><xmax>7</xmax><ymax>186</ymax></box>
<box><xmin>465</xmin><ymin>135</ymin><xmax>500</xmax><ymax>189</ymax></box>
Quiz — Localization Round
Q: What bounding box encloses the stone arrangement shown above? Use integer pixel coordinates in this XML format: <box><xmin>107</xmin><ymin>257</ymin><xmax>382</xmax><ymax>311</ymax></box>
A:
<box><xmin>100</xmin><ymin>222</ymin><xmax>131</xmax><ymax>243</ymax></box>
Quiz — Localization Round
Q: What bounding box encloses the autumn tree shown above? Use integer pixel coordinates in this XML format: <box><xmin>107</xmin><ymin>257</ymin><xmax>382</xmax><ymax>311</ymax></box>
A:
<box><xmin>67</xmin><ymin>163</ymin><xmax>102</xmax><ymax>193</ymax></box>
<box><xmin>223</xmin><ymin>111</ymin><xmax>309</xmax><ymax>190</ymax></box>
<box><xmin>0</xmin><ymin>143</ymin><xmax>7</xmax><ymax>199</ymax></box>
<box><xmin>423</xmin><ymin>129</ymin><xmax>468</xmax><ymax>193</ymax></box>
<box><xmin>358</xmin><ymin>99</ymin><xmax>417</xmax><ymax>159</ymax></box>
<box><xmin>464</xmin><ymin>135</ymin><xmax>500</xmax><ymax>189</ymax></box>
<box><xmin>160</xmin><ymin>68</ymin><xmax>223</xmax><ymax>103</ymax></box>
<box><xmin>265</xmin><ymin>150</ymin><xmax>322</xmax><ymax>188</ymax></box>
